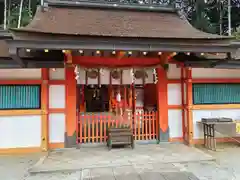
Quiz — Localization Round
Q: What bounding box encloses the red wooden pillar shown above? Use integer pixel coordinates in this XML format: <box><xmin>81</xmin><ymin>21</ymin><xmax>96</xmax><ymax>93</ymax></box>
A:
<box><xmin>156</xmin><ymin>67</ymin><xmax>169</xmax><ymax>142</ymax></box>
<box><xmin>65</xmin><ymin>67</ymin><xmax>77</xmax><ymax>148</ymax></box>
<box><xmin>185</xmin><ymin>67</ymin><xmax>193</xmax><ymax>145</ymax></box>
<box><xmin>41</xmin><ymin>68</ymin><xmax>49</xmax><ymax>151</ymax></box>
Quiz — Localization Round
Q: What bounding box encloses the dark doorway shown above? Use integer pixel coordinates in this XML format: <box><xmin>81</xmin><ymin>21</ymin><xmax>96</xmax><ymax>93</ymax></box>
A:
<box><xmin>84</xmin><ymin>85</ymin><xmax>109</xmax><ymax>112</ymax></box>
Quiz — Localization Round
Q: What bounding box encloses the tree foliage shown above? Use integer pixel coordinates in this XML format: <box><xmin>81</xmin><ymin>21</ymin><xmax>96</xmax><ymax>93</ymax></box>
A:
<box><xmin>4</xmin><ymin>0</ymin><xmax>39</xmax><ymax>28</ymax></box>
<box><xmin>179</xmin><ymin>0</ymin><xmax>240</xmax><ymax>36</ymax></box>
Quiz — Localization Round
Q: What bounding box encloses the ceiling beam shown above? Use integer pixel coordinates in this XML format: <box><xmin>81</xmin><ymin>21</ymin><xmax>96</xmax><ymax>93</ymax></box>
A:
<box><xmin>9</xmin><ymin>47</ymin><xmax>26</xmax><ymax>67</ymax></box>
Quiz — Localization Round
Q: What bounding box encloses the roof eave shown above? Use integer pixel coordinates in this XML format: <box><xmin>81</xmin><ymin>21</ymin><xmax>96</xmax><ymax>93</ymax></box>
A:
<box><xmin>6</xmin><ymin>39</ymin><xmax>237</xmax><ymax>53</ymax></box>
<box><xmin>45</xmin><ymin>0</ymin><xmax>176</xmax><ymax>13</ymax></box>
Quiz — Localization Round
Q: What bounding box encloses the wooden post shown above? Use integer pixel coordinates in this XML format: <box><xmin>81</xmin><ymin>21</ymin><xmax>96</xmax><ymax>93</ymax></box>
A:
<box><xmin>124</xmin><ymin>86</ymin><xmax>127</xmax><ymax>111</ymax></box>
<box><xmin>65</xmin><ymin>66</ymin><xmax>77</xmax><ymax>147</ymax></box>
<box><xmin>156</xmin><ymin>67</ymin><xmax>169</xmax><ymax>142</ymax></box>
<box><xmin>180</xmin><ymin>67</ymin><xmax>186</xmax><ymax>141</ymax></box>
<box><xmin>185</xmin><ymin>67</ymin><xmax>193</xmax><ymax>145</ymax></box>
<box><xmin>109</xmin><ymin>71</ymin><xmax>112</xmax><ymax>112</ymax></box>
<box><xmin>41</xmin><ymin>68</ymin><xmax>49</xmax><ymax>151</ymax></box>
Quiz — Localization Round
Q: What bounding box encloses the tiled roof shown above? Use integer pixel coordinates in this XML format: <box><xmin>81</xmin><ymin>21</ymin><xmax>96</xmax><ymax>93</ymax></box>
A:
<box><xmin>12</xmin><ymin>5</ymin><xmax>227</xmax><ymax>39</ymax></box>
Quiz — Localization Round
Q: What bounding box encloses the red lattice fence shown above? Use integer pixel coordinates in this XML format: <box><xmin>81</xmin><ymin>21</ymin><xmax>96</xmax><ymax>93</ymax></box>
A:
<box><xmin>76</xmin><ymin>111</ymin><xmax>157</xmax><ymax>144</ymax></box>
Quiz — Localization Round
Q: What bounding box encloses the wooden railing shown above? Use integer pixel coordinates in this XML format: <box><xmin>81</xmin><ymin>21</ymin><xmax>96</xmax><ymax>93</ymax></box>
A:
<box><xmin>76</xmin><ymin>111</ymin><xmax>157</xmax><ymax>144</ymax></box>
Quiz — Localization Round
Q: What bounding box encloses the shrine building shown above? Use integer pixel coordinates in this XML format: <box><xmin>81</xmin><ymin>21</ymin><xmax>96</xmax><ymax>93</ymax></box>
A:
<box><xmin>0</xmin><ymin>0</ymin><xmax>240</xmax><ymax>153</ymax></box>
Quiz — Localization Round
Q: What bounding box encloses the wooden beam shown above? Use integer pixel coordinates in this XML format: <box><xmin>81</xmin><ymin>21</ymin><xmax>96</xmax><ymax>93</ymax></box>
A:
<box><xmin>0</xmin><ymin>110</ymin><xmax>42</xmax><ymax>116</ymax></box>
<box><xmin>9</xmin><ymin>47</ymin><xmax>26</xmax><ymax>67</ymax></box>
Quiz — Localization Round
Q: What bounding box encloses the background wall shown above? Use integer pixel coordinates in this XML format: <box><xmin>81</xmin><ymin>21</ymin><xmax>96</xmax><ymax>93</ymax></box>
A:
<box><xmin>48</xmin><ymin>68</ymin><xmax>66</xmax><ymax>146</ymax></box>
<box><xmin>167</xmin><ymin>64</ymin><xmax>183</xmax><ymax>140</ymax></box>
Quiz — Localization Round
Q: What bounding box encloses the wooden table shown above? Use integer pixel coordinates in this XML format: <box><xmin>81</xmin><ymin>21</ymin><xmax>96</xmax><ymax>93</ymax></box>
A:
<box><xmin>197</xmin><ymin>121</ymin><xmax>237</xmax><ymax>151</ymax></box>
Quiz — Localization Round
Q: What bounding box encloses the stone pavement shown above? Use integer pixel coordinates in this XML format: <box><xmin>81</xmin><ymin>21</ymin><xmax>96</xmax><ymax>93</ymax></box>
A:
<box><xmin>24</xmin><ymin>163</ymin><xmax>200</xmax><ymax>180</ymax></box>
<box><xmin>29</xmin><ymin>144</ymin><xmax>214</xmax><ymax>173</ymax></box>
<box><xmin>2</xmin><ymin>143</ymin><xmax>240</xmax><ymax>180</ymax></box>
<box><xmin>0</xmin><ymin>153</ymin><xmax>42</xmax><ymax>180</ymax></box>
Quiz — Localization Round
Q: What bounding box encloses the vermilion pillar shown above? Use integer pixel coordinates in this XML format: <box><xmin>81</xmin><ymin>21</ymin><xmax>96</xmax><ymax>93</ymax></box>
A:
<box><xmin>65</xmin><ymin>67</ymin><xmax>77</xmax><ymax>147</ymax></box>
<box><xmin>185</xmin><ymin>67</ymin><xmax>193</xmax><ymax>145</ymax></box>
<box><xmin>41</xmin><ymin>68</ymin><xmax>49</xmax><ymax>151</ymax></box>
<box><xmin>156</xmin><ymin>67</ymin><xmax>169</xmax><ymax>142</ymax></box>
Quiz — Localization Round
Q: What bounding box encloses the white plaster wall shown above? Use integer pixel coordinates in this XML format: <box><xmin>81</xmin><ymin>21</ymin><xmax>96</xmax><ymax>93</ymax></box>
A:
<box><xmin>122</xmin><ymin>69</ymin><xmax>133</xmax><ymax>84</ymax></box>
<box><xmin>100</xmin><ymin>69</ymin><xmax>110</xmax><ymax>84</ymax></box>
<box><xmin>145</xmin><ymin>69</ymin><xmax>154</xmax><ymax>84</ymax></box>
<box><xmin>0</xmin><ymin>69</ymin><xmax>41</xmax><ymax>79</ymax></box>
<box><xmin>87</xmin><ymin>77</ymin><xmax>98</xmax><ymax>85</ymax></box>
<box><xmin>0</xmin><ymin>116</ymin><xmax>41</xmax><ymax>148</ymax></box>
<box><xmin>193</xmin><ymin>109</ymin><xmax>240</xmax><ymax>139</ymax></box>
<box><xmin>49</xmin><ymin>68</ymin><xmax>65</xmax><ymax>80</ymax></box>
<box><xmin>49</xmin><ymin>85</ymin><xmax>66</xmax><ymax>109</ymax></box>
<box><xmin>167</xmin><ymin>64</ymin><xmax>181</xmax><ymax>79</ymax></box>
<box><xmin>168</xmin><ymin>110</ymin><xmax>183</xmax><ymax>138</ymax></box>
<box><xmin>49</xmin><ymin>113</ymin><xmax>65</xmax><ymax>143</ymax></box>
<box><xmin>168</xmin><ymin>84</ymin><xmax>181</xmax><ymax>105</ymax></box>
<box><xmin>77</xmin><ymin>67</ymin><xmax>86</xmax><ymax>84</ymax></box>
<box><xmin>192</xmin><ymin>68</ymin><xmax>240</xmax><ymax>78</ymax></box>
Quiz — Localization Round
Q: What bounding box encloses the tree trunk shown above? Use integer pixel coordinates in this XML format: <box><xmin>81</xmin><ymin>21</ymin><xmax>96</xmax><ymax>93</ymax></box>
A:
<box><xmin>4</xmin><ymin>0</ymin><xmax>7</xmax><ymax>29</ymax></box>
<box><xmin>18</xmin><ymin>0</ymin><xmax>24</xmax><ymax>28</ymax></box>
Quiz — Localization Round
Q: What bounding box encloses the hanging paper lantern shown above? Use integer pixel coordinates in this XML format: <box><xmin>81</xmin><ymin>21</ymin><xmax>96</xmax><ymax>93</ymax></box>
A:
<box><xmin>87</xmin><ymin>69</ymin><xmax>98</xmax><ymax>79</ymax></box>
<box><xmin>111</xmin><ymin>70</ymin><xmax>121</xmax><ymax>79</ymax></box>
<box><xmin>134</xmin><ymin>70</ymin><xmax>148</xmax><ymax>79</ymax></box>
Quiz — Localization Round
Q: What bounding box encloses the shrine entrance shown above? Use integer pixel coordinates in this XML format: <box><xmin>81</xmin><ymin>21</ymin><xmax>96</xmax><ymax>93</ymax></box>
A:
<box><xmin>84</xmin><ymin>85</ymin><xmax>109</xmax><ymax>112</ymax></box>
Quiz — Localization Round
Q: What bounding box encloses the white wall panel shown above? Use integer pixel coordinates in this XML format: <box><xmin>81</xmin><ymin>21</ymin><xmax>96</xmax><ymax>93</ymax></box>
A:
<box><xmin>168</xmin><ymin>110</ymin><xmax>183</xmax><ymax>138</ymax></box>
<box><xmin>193</xmin><ymin>109</ymin><xmax>240</xmax><ymax>139</ymax></box>
<box><xmin>49</xmin><ymin>113</ymin><xmax>65</xmax><ymax>143</ymax></box>
<box><xmin>100</xmin><ymin>69</ymin><xmax>110</xmax><ymax>84</ymax></box>
<box><xmin>168</xmin><ymin>84</ymin><xmax>181</xmax><ymax>105</ymax></box>
<box><xmin>77</xmin><ymin>68</ymin><xmax>86</xmax><ymax>84</ymax></box>
<box><xmin>49</xmin><ymin>68</ymin><xmax>65</xmax><ymax>80</ymax></box>
<box><xmin>167</xmin><ymin>64</ymin><xmax>181</xmax><ymax>79</ymax></box>
<box><xmin>0</xmin><ymin>69</ymin><xmax>41</xmax><ymax>79</ymax></box>
<box><xmin>87</xmin><ymin>77</ymin><xmax>98</xmax><ymax>85</ymax></box>
<box><xmin>49</xmin><ymin>85</ymin><xmax>65</xmax><ymax>108</ymax></box>
<box><xmin>192</xmin><ymin>68</ymin><xmax>240</xmax><ymax>78</ymax></box>
<box><xmin>122</xmin><ymin>69</ymin><xmax>132</xmax><ymax>84</ymax></box>
<box><xmin>145</xmin><ymin>69</ymin><xmax>154</xmax><ymax>84</ymax></box>
<box><xmin>0</xmin><ymin>116</ymin><xmax>41</xmax><ymax>148</ymax></box>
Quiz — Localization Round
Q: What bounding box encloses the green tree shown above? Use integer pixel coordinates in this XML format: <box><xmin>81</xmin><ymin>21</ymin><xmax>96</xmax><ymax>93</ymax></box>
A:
<box><xmin>5</xmin><ymin>0</ymin><xmax>39</xmax><ymax>28</ymax></box>
<box><xmin>233</xmin><ymin>27</ymin><xmax>240</xmax><ymax>39</ymax></box>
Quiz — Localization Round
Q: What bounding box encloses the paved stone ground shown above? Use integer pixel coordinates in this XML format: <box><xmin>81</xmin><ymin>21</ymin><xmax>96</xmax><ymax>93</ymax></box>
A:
<box><xmin>29</xmin><ymin>144</ymin><xmax>214</xmax><ymax>173</ymax></box>
<box><xmin>1</xmin><ymin>143</ymin><xmax>240</xmax><ymax>180</ymax></box>
<box><xmin>0</xmin><ymin>153</ymin><xmax>42</xmax><ymax>180</ymax></box>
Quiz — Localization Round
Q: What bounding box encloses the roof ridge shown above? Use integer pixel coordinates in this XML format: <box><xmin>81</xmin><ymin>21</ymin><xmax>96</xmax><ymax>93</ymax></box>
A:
<box><xmin>45</xmin><ymin>0</ymin><xmax>176</xmax><ymax>13</ymax></box>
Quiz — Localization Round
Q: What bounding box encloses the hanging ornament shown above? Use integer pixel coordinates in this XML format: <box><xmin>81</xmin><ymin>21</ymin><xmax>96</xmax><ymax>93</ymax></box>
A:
<box><xmin>130</xmin><ymin>68</ymin><xmax>135</xmax><ymax>83</ymax></box>
<box><xmin>87</xmin><ymin>68</ymin><xmax>98</xmax><ymax>79</ymax></box>
<box><xmin>99</xmin><ymin>68</ymin><xmax>104</xmax><ymax>75</ymax></box>
<box><xmin>111</xmin><ymin>69</ymin><xmax>121</xmax><ymax>79</ymax></box>
<box><xmin>74</xmin><ymin>65</ymin><xmax>80</xmax><ymax>80</ymax></box>
<box><xmin>153</xmin><ymin>68</ymin><xmax>158</xmax><ymax>84</ymax></box>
